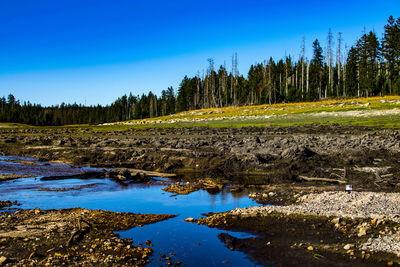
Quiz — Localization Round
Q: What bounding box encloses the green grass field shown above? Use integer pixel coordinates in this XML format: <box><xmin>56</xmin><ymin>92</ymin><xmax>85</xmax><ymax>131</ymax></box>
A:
<box><xmin>112</xmin><ymin>96</ymin><xmax>400</xmax><ymax>129</ymax></box>
<box><xmin>2</xmin><ymin>96</ymin><xmax>400</xmax><ymax>130</ymax></box>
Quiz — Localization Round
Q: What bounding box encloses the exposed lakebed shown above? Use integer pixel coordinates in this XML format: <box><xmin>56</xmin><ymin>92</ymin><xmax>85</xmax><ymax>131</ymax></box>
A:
<box><xmin>1</xmin><ymin>156</ymin><xmax>263</xmax><ymax>266</ymax></box>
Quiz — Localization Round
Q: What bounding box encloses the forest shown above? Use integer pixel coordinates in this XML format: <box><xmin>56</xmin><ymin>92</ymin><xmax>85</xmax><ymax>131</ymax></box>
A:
<box><xmin>1</xmin><ymin>15</ymin><xmax>399</xmax><ymax>126</ymax></box>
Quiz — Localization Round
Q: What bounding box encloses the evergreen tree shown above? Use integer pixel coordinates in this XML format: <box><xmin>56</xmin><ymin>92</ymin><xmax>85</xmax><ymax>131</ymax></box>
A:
<box><xmin>345</xmin><ymin>46</ymin><xmax>359</xmax><ymax>96</ymax></box>
<box><xmin>309</xmin><ymin>39</ymin><xmax>324</xmax><ymax>100</ymax></box>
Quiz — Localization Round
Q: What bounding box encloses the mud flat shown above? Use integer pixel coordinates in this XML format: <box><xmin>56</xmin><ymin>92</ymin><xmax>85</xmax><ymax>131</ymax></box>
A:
<box><xmin>0</xmin><ymin>207</ymin><xmax>175</xmax><ymax>266</ymax></box>
<box><xmin>1</xmin><ymin>125</ymin><xmax>400</xmax><ymax>191</ymax></box>
<box><xmin>1</xmin><ymin>123</ymin><xmax>400</xmax><ymax>265</ymax></box>
<box><xmin>197</xmin><ymin>190</ymin><xmax>400</xmax><ymax>266</ymax></box>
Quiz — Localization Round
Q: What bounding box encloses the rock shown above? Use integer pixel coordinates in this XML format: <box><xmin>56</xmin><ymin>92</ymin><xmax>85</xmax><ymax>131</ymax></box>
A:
<box><xmin>34</xmin><ymin>207</ymin><xmax>40</xmax><ymax>215</ymax></box>
<box><xmin>184</xmin><ymin>217</ymin><xmax>196</xmax><ymax>223</ymax></box>
<box><xmin>331</xmin><ymin>217</ymin><xmax>341</xmax><ymax>224</ymax></box>
<box><xmin>343</xmin><ymin>244</ymin><xmax>354</xmax><ymax>250</ymax></box>
<box><xmin>281</xmin><ymin>145</ymin><xmax>317</xmax><ymax>160</ymax></box>
<box><xmin>307</xmin><ymin>246</ymin><xmax>314</xmax><ymax>251</ymax></box>
<box><xmin>358</xmin><ymin>227</ymin><xmax>367</xmax><ymax>237</ymax></box>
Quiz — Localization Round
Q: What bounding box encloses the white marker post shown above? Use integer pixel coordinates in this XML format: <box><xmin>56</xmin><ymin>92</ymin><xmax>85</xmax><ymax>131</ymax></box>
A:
<box><xmin>345</xmin><ymin>185</ymin><xmax>353</xmax><ymax>193</ymax></box>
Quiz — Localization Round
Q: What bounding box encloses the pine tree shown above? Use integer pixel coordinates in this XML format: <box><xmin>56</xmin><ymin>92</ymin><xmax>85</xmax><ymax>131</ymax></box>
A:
<box><xmin>382</xmin><ymin>15</ymin><xmax>400</xmax><ymax>94</ymax></box>
<box><xmin>309</xmin><ymin>39</ymin><xmax>324</xmax><ymax>100</ymax></box>
<box><xmin>345</xmin><ymin>46</ymin><xmax>359</xmax><ymax>96</ymax></box>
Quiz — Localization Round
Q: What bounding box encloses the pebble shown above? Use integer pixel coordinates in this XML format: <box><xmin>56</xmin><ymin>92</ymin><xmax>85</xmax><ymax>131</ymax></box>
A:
<box><xmin>343</xmin><ymin>244</ymin><xmax>354</xmax><ymax>250</ymax></box>
<box><xmin>231</xmin><ymin>191</ymin><xmax>400</xmax><ymax>256</ymax></box>
<box><xmin>184</xmin><ymin>217</ymin><xmax>195</xmax><ymax>223</ymax></box>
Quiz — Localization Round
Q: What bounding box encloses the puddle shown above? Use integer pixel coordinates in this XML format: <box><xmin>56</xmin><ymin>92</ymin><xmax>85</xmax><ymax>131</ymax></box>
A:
<box><xmin>1</xmin><ymin>156</ymin><xmax>264</xmax><ymax>266</ymax></box>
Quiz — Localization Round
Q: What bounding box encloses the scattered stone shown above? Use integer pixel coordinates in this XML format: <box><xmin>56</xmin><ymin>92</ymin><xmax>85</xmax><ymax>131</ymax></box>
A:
<box><xmin>0</xmin><ymin>208</ymin><xmax>175</xmax><ymax>266</ymax></box>
<box><xmin>184</xmin><ymin>217</ymin><xmax>196</xmax><ymax>223</ymax></box>
<box><xmin>358</xmin><ymin>227</ymin><xmax>367</xmax><ymax>237</ymax></box>
<box><xmin>0</xmin><ymin>256</ymin><xmax>7</xmax><ymax>264</ymax></box>
<box><xmin>343</xmin><ymin>244</ymin><xmax>354</xmax><ymax>250</ymax></box>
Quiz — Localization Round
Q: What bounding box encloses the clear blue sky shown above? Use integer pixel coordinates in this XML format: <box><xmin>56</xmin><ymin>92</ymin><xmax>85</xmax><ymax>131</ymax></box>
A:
<box><xmin>0</xmin><ymin>0</ymin><xmax>399</xmax><ymax>106</ymax></box>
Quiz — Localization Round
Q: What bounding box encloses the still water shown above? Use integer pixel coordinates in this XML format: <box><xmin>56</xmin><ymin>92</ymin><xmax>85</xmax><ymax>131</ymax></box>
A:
<box><xmin>1</xmin><ymin>156</ymin><xmax>263</xmax><ymax>266</ymax></box>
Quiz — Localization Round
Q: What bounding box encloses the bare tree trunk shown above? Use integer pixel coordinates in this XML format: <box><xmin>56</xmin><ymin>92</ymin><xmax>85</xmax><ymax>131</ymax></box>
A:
<box><xmin>230</xmin><ymin>55</ymin><xmax>234</xmax><ymax>105</ymax></box>
<box><xmin>263</xmin><ymin>60</ymin><xmax>267</xmax><ymax>103</ymax></box>
<box><xmin>306</xmin><ymin>60</ymin><xmax>309</xmax><ymax>94</ymax></box>
<box><xmin>285</xmin><ymin>54</ymin><xmax>288</xmax><ymax>97</ymax></box>
<box><xmin>149</xmin><ymin>96</ymin><xmax>154</xmax><ymax>118</ymax></box>
<box><xmin>328</xmin><ymin>28</ymin><xmax>333</xmax><ymax>96</ymax></box>
<box><xmin>337</xmin><ymin>32</ymin><xmax>342</xmax><ymax>97</ymax></box>
<box><xmin>301</xmin><ymin>36</ymin><xmax>305</xmax><ymax>99</ymax></box>
<box><xmin>268</xmin><ymin>64</ymin><xmax>272</xmax><ymax>105</ymax></box>
<box><xmin>234</xmin><ymin>53</ymin><xmax>238</xmax><ymax>105</ymax></box>
<box><xmin>357</xmin><ymin>65</ymin><xmax>360</xmax><ymax>97</ymax></box>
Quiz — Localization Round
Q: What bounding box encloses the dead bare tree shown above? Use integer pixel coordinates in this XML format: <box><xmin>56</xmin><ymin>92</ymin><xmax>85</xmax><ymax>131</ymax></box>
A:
<box><xmin>206</xmin><ymin>58</ymin><xmax>217</xmax><ymax>108</ymax></box>
<box><xmin>337</xmin><ymin>32</ymin><xmax>342</xmax><ymax>97</ymax></box>
<box><xmin>301</xmin><ymin>35</ymin><xmax>305</xmax><ymax>99</ymax></box>
<box><xmin>233</xmin><ymin>53</ymin><xmax>238</xmax><ymax>105</ymax></box>
<box><xmin>285</xmin><ymin>52</ymin><xmax>288</xmax><ymax>97</ymax></box>
<box><xmin>306</xmin><ymin>58</ymin><xmax>309</xmax><ymax>94</ymax></box>
<box><xmin>327</xmin><ymin>28</ymin><xmax>333</xmax><ymax>96</ymax></box>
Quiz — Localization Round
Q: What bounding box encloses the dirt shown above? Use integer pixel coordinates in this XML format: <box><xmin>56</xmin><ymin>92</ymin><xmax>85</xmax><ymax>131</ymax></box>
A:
<box><xmin>0</xmin><ymin>207</ymin><xmax>175</xmax><ymax>266</ymax></box>
<box><xmin>0</xmin><ymin>200</ymin><xmax>20</xmax><ymax>209</ymax></box>
<box><xmin>0</xmin><ymin>174</ymin><xmax>34</xmax><ymax>181</ymax></box>
<box><xmin>162</xmin><ymin>179</ymin><xmax>224</xmax><ymax>195</ymax></box>
<box><xmin>1</xmin><ymin>125</ymin><xmax>400</xmax><ymax>191</ymax></box>
<box><xmin>1</xmin><ymin>124</ymin><xmax>400</xmax><ymax>265</ymax></box>
<box><xmin>196</xmin><ymin>211</ymin><xmax>400</xmax><ymax>266</ymax></box>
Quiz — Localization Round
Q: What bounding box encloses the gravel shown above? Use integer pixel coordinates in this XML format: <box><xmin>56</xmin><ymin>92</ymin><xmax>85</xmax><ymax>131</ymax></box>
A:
<box><xmin>230</xmin><ymin>191</ymin><xmax>400</xmax><ymax>256</ymax></box>
<box><xmin>233</xmin><ymin>191</ymin><xmax>400</xmax><ymax>222</ymax></box>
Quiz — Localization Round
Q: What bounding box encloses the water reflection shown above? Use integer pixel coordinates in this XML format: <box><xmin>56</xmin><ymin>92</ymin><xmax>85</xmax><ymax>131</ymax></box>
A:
<box><xmin>0</xmin><ymin>156</ymin><xmax>262</xmax><ymax>266</ymax></box>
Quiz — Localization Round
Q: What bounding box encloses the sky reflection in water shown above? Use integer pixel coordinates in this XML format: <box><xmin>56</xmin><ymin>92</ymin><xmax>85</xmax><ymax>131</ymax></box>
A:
<box><xmin>1</xmin><ymin>156</ymin><xmax>263</xmax><ymax>266</ymax></box>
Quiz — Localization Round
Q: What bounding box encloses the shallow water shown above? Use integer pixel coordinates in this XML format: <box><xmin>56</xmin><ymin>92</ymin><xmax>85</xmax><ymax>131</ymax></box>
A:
<box><xmin>1</xmin><ymin>156</ymin><xmax>265</xmax><ymax>266</ymax></box>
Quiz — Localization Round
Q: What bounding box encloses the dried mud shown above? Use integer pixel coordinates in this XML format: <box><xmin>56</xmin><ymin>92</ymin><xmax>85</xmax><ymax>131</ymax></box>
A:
<box><xmin>197</xmin><ymin>210</ymin><xmax>399</xmax><ymax>266</ymax></box>
<box><xmin>0</xmin><ymin>208</ymin><xmax>175</xmax><ymax>266</ymax></box>
<box><xmin>1</xmin><ymin>125</ymin><xmax>400</xmax><ymax>191</ymax></box>
<box><xmin>1</xmin><ymin>124</ymin><xmax>400</xmax><ymax>266</ymax></box>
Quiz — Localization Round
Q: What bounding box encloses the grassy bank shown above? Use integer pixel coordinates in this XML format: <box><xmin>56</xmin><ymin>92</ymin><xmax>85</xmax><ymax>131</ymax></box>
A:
<box><xmin>2</xmin><ymin>96</ymin><xmax>400</xmax><ymax>130</ymax></box>
<box><xmin>108</xmin><ymin>96</ymin><xmax>400</xmax><ymax>130</ymax></box>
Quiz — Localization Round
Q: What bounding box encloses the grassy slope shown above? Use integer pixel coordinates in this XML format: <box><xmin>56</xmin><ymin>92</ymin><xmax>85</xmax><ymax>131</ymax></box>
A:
<box><xmin>2</xmin><ymin>96</ymin><xmax>400</xmax><ymax>130</ymax></box>
<box><xmin>112</xmin><ymin>96</ymin><xmax>400</xmax><ymax>129</ymax></box>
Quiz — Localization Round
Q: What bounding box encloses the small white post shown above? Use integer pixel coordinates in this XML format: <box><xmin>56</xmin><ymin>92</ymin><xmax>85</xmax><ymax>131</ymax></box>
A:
<box><xmin>345</xmin><ymin>185</ymin><xmax>353</xmax><ymax>193</ymax></box>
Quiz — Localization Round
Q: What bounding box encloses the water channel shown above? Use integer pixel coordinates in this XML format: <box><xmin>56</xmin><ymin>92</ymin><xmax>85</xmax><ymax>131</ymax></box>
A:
<box><xmin>1</xmin><ymin>156</ymin><xmax>265</xmax><ymax>266</ymax></box>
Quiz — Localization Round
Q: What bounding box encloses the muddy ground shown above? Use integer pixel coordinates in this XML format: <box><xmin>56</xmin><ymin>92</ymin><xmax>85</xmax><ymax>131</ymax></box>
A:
<box><xmin>1</xmin><ymin>125</ymin><xmax>400</xmax><ymax>191</ymax></box>
<box><xmin>0</xmin><ymin>207</ymin><xmax>175</xmax><ymax>266</ymax></box>
<box><xmin>196</xmin><ymin>211</ymin><xmax>399</xmax><ymax>267</ymax></box>
<box><xmin>1</xmin><ymin>124</ymin><xmax>400</xmax><ymax>266</ymax></box>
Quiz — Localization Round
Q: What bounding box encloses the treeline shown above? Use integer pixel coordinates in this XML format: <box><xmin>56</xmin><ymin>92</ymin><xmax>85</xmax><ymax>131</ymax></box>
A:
<box><xmin>0</xmin><ymin>88</ymin><xmax>176</xmax><ymax>125</ymax></box>
<box><xmin>1</xmin><ymin>15</ymin><xmax>400</xmax><ymax>126</ymax></box>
